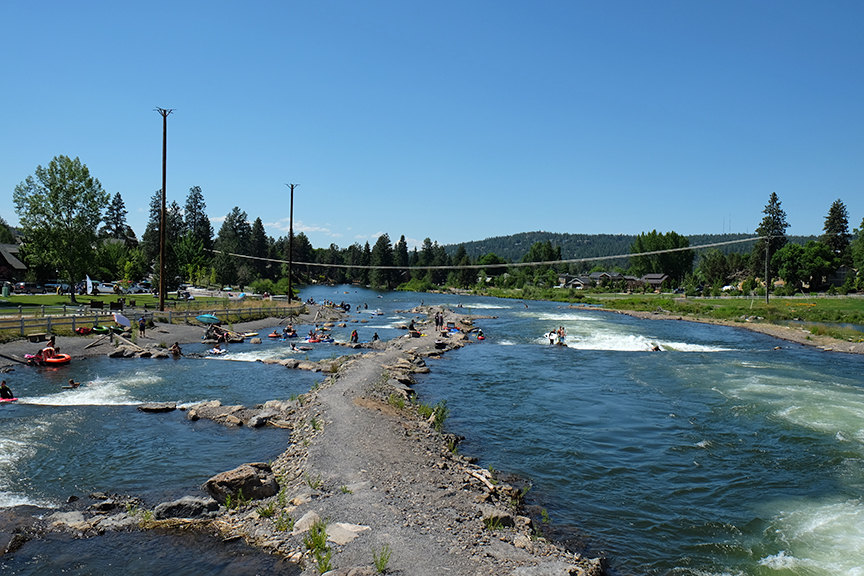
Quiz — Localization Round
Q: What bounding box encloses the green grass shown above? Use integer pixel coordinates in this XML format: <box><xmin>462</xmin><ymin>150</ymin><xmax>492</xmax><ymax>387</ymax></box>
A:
<box><xmin>372</xmin><ymin>544</ymin><xmax>392</xmax><ymax>574</ymax></box>
<box><xmin>303</xmin><ymin>519</ymin><xmax>333</xmax><ymax>573</ymax></box>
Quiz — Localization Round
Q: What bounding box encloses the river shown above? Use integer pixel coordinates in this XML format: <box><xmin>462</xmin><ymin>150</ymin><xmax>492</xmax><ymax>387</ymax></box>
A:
<box><xmin>2</xmin><ymin>285</ymin><xmax>863</xmax><ymax>575</ymax></box>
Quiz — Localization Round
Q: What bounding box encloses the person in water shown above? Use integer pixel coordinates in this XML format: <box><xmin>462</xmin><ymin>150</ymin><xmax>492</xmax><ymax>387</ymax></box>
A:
<box><xmin>350</xmin><ymin>329</ymin><xmax>358</xmax><ymax>343</ymax></box>
<box><xmin>67</xmin><ymin>379</ymin><xmax>80</xmax><ymax>389</ymax></box>
<box><xmin>0</xmin><ymin>381</ymin><xmax>13</xmax><ymax>399</ymax></box>
<box><xmin>170</xmin><ymin>342</ymin><xmax>183</xmax><ymax>356</ymax></box>
<box><xmin>372</xmin><ymin>332</ymin><xmax>379</xmax><ymax>341</ymax></box>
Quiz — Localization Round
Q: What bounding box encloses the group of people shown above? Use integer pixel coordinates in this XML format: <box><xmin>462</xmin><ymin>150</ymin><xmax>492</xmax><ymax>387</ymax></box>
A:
<box><xmin>282</xmin><ymin>325</ymin><xmax>297</xmax><ymax>337</ymax></box>
<box><xmin>433</xmin><ymin>311</ymin><xmax>446</xmax><ymax>331</ymax></box>
<box><xmin>26</xmin><ymin>336</ymin><xmax>59</xmax><ymax>365</ymax></box>
<box><xmin>548</xmin><ymin>326</ymin><xmax>566</xmax><ymax>345</ymax></box>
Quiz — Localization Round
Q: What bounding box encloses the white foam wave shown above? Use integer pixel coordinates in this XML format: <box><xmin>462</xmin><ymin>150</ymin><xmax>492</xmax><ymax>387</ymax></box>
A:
<box><xmin>535</xmin><ymin>311</ymin><xmax>600</xmax><ymax>323</ymax></box>
<box><xmin>19</xmin><ymin>377</ymin><xmax>138</xmax><ymax>406</ymax></box>
<box><xmin>764</xmin><ymin>498</ymin><xmax>864</xmax><ymax>575</ymax></box>
<box><xmin>456</xmin><ymin>302</ymin><xmax>512</xmax><ymax>310</ymax></box>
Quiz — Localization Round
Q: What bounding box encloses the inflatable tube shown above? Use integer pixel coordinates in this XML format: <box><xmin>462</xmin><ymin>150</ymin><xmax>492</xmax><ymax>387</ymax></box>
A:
<box><xmin>306</xmin><ymin>338</ymin><xmax>320</xmax><ymax>343</ymax></box>
<box><xmin>268</xmin><ymin>333</ymin><xmax>280</xmax><ymax>339</ymax></box>
<box><xmin>91</xmin><ymin>326</ymin><xmax>110</xmax><ymax>334</ymax></box>
<box><xmin>477</xmin><ymin>336</ymin><xmax>485</xmax><ymax>340</ymax></box>
<box><xmin>285</xmin><ymin>333</ymin><xmax>298</xmax><ymax>338</ymax></box>
<box><xmin>44</xmin><ymin>354</ymin><xmax>71</xmax><ymax>365</ymax></box>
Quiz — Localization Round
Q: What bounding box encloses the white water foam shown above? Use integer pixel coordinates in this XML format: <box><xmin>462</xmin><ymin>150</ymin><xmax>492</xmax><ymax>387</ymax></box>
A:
<box><xmin>19</xmin><ymin>376</ymin><xmax>140</xmax><ymax>406</ymax></box>
<box><xmin>762</xmin><ymin>497</ymin><xmax>864</xmax><ymax>576</ymax></box>
<box><xmin>456</xmin><ymin>302</ymin><xmax>513</xmax><ymax>310</ymax></box>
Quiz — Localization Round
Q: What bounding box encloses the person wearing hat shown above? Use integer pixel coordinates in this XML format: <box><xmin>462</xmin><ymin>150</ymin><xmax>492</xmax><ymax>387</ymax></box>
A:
<box><xmin>0</xmin><ymin>380</ymin><xmax>14</xmax><ymax>399</ymax></box>
<box><xmin>138</xmin><ymin>317</ymin><xmax>146</xmax><ymax>337</ymax></box>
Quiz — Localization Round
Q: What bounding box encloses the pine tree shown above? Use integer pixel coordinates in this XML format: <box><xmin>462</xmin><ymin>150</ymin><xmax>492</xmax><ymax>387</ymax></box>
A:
<box><xmin>370</xmin><ymin>233</ymin><xmax>394</xmax><ymax>288</ymax></box>
<box><xmin>184</xmin><ymin>186</ymin><xmax>214</xmax><ymax>253</ymax></box>
<box><xmin>100</xmin><ymin>192</ymin><xmax>129</xmax><ymax>240</ymax></box>
<box><xmin>821</xmin><ymin>199</ymin><xmax>850</xmax><ymax>263</ymax></box>
<box><xmin>752</xmin><ymin>192</ymin><xmax>789</xmax><ymax>277</ymax></box>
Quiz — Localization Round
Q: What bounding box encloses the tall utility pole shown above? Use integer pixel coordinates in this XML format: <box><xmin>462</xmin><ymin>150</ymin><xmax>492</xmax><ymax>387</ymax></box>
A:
<box><xmin>765</xmin><ymin>237</ymin><xmax>770</xmax><ymax>305</ymax></box>
<box><xmin>155</xmin><ymin>107</ymin><xmax>174</xmax><ymax>312</ymax></box>
<box><xmin>285</xmin><ymin>183</ymin><xmax>297</xmax><ymax>302</ymax></box>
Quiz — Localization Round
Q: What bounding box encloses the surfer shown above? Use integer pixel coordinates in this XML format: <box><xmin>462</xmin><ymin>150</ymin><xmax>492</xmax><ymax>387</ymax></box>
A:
<box><xmin>651</xmin><ymin>345</ymin><xmax>661</xmax><ymax>352</ymax></box>
<box><xmin>0</xmin><ymin>380</ymin><xmax>14</xmax><ymax>399</ymax></box>
<box><xmin>67</xmin><ymin>379</ymin><xmax>81</xmax><ymax>389</ymax></box>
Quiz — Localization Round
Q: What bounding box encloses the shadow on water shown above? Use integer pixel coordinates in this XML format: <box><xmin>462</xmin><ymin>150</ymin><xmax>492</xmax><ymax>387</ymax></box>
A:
<box><xmin>0</xmin><ymin>528</ymin><xmax>301</xmax><ymax>575</ymax></box>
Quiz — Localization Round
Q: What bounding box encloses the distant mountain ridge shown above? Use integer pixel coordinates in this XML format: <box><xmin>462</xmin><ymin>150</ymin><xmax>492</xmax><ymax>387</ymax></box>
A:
<box><xmin>444</xmin><ymin>231</ymin><xmax>820</xmax><ymax>268</ymax></box>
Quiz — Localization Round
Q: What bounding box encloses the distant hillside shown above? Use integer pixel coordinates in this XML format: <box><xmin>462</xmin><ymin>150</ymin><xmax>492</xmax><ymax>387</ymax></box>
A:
<box><xmin>445</xmin><ymin>231</ymin><xmax>819</xmax><ymax>270</ymax></box>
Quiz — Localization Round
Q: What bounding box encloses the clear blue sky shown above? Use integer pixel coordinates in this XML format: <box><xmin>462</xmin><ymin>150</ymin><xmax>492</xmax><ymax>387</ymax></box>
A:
<box><xmin>2</xmin><ymin>1</ymin><xmax>862</xmax><ymax>250</ymax></box>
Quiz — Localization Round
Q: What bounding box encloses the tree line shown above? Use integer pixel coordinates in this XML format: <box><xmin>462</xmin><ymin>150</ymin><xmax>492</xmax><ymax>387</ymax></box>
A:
<box><xmin>8</xmin><ymin>156</ymin><xmax>864</xmax><ymax>299</ymax></box>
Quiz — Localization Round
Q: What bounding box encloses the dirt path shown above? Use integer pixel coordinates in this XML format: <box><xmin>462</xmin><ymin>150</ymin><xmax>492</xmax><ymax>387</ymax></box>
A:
<box><xmin>216</xmin><ymin>309</ymin><xmax>604</xmax><ymax>575</ymax></box>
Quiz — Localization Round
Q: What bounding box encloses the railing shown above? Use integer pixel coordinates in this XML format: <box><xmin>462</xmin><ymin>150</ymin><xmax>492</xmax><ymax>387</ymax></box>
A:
<box><xmin>0</xmin><ymin>303</ymin><xmax>305</xmax><ymax>337</ymax></box>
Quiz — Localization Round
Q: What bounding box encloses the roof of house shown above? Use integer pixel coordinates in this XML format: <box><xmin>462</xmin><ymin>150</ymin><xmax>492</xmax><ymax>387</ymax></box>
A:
<box><xmin>0</xmin><ymin>244</ymin><xmax>26</xmax><ymax>270</ymax></box>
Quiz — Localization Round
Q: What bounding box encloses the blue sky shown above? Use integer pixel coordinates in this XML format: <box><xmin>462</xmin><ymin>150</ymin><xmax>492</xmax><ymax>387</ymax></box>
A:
<box><xmin>2</xmin><ymin>1</ymin><xmax>862</xmax><ymax>250</ymax></box>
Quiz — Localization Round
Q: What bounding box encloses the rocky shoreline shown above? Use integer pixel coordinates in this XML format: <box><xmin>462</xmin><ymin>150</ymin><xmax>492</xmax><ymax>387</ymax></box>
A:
<box><xmin>0</xmin><ymin>306</ymin><xmax>606</xmax><ymax>576</ymax></box>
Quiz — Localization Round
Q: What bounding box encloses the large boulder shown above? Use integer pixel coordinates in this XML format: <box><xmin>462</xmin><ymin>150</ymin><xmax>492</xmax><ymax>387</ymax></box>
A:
<box><xmin>204</xmin><ymin>462</ymin><xmax>279</xmax><ymax>505</ymax></box>
<box><xmin>153</xmin><ymin>496</ymin><xmax>220</xmax><ymax>519</ymax></box>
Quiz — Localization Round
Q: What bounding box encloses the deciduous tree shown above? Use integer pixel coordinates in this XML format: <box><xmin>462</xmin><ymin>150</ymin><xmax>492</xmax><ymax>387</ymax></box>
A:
<box><xmin>13</xmin><ymin>155</ymin><xmax>109</xmax><ymax>303</ymax></box>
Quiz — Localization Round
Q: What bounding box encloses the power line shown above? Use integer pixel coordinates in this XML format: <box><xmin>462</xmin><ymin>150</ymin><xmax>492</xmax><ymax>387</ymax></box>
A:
<box><xmin>206</xmin><ymin>235</ymin><xmax>761</xmax><ymax>271</ymax></box>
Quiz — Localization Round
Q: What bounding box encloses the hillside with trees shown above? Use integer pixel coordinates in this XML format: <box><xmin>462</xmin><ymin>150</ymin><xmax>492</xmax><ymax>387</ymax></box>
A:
<box><xmin>6</xmin><ymin>157</ymin><xmax>862</xmax><ymax>300</ymax></box>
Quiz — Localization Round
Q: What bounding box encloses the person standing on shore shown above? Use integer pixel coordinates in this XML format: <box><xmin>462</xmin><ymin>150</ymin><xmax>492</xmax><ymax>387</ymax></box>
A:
<box><xmin>138</xmin><ymin>317</ymin><xmax>146</xmax><ymax>338</ymax></box>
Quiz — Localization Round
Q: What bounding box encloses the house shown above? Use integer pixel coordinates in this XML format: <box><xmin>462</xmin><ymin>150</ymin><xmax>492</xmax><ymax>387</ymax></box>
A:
<box><xmin>826</xmin><ymin>265</ymin><xmax>854</xmax><ymax>288</ymax></box>
<box><xmin>641</xmin><ymin>273</ymin><xmax>669</xmax><ymax>289</ymax></box>
<box><xmin>0</xmin><ymin>244</ymin><xmax>26</xmax><ymax>280</ymax></box>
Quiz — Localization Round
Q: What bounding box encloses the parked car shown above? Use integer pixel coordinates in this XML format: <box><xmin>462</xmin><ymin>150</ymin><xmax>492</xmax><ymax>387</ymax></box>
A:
<box><xmin>44</xmin><ymin>280</ymin><xmax>71</xmax><ymax>293</ymax></box>
<box><xmin>14</xmin><ymin>282</ymin><xmax>46</xmax><ymax>294</ymax></box>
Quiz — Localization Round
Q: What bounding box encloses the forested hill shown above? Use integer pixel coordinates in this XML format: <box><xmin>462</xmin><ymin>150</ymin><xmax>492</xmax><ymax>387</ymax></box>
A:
<box><xmin>445</xmin><ymin>231</ymin><xmax>819</xmax><ymax>266</ymax></box>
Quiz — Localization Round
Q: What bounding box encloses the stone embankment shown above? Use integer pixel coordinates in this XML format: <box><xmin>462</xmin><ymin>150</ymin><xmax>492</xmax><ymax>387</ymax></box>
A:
<box><xmin>2</xmin><ymin>307</ymin><xmax>606</xmax><ymax>575</ymax></box>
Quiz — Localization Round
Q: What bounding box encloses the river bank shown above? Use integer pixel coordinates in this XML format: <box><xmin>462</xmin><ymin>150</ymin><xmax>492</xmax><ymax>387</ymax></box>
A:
<box><xmin>0</xmin><ymin>305</ymin><xmax>606</xmax><ymax>575</ymax></box>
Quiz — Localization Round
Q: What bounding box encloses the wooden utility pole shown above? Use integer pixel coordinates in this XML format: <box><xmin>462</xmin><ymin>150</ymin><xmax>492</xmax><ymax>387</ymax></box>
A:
<box><xmin>286</xmin><ymin>183</ymin><xmax>297</xmax><ymax>302</ymax></box>
<box><xmin>155</xmin><ymin>107</ymin><xmax>174</xmax><ymax>312</ymax></box>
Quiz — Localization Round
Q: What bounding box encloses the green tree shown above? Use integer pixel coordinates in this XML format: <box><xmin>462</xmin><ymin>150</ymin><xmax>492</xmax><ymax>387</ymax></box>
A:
<box><xmin>13</xmin><ymin>156</ymin><xmax>109</xmax><ymax>303</ymax></box>
<box><xmin>370</xmin><ymin>234</ymin><xmax>394</xmax><ymax>288</ymax></box>
<box><xmin>852</xmin><ymin>215</ymin><xmax>864</xmax><ymax>273</ymax></box>
<box><xmin>630</xmin><ymin>230</ymin><xmax>693</xmax><ymax>282</ymax></box>
<box><xmin>184</xmin><ymin>186</ymin><xmax>214</xmax><ymax>254</ymax></box>
<box><xmin>213</xmin><ymin>207</ymin><xmax>251</xmax><ymax>286</ymax></box>
<box><xmin>696</xmin><ymin>249</ymin><xmax>730</xmax><ymax>286</ymax></box>
<box><xmin>249</xmin><ymin>217</ymin><xmax>268</xmax><ymax>279</ymax></box>
<box><xmin>752</xmin><ymin>192</ymin><xmax>789</xmax><ymax>278</ymax></box>
<box><xmin>772</xmin><ymin>243</ymin><xmax>806</xmax><ymax>289</ymax></box>
<box><xmin>0</xmin><ymin>215</ymin><xmax>16</xmax><ymax>244</ymax></box>
<box><xmin>821</xmin><ymin>199</ymin><xmax>851</xmax><ymax>264</ymax></box>
<box><xmin>800</xmin><ymin>241</ymin><xmax>834</xmax><ymax>290</ymax></box>
<box><xmin>100</xmin><ymin>192</ymin><xmax>130</xmax><ymax>241</ymax></box>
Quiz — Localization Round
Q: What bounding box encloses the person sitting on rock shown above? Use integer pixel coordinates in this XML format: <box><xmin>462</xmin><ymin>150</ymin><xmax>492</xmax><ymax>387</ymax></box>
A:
<box><xmin>170</xmin><ymin>342</ymin><xmax>183</xmax><ymax>357</ymax></box>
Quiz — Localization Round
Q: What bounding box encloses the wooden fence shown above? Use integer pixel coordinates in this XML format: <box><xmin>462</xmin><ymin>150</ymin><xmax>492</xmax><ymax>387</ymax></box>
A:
<box><xmin>0</xmin><ymin>303</ymin><xmax>305</xmax><ymax>337</ymax></box>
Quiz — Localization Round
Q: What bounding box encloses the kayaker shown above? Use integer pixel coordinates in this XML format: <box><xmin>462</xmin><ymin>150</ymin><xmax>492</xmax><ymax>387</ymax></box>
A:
<box><xmin>0</xmin><ymin>381</ymin><xmax>13</xmax><ymax>399</ymax></box>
